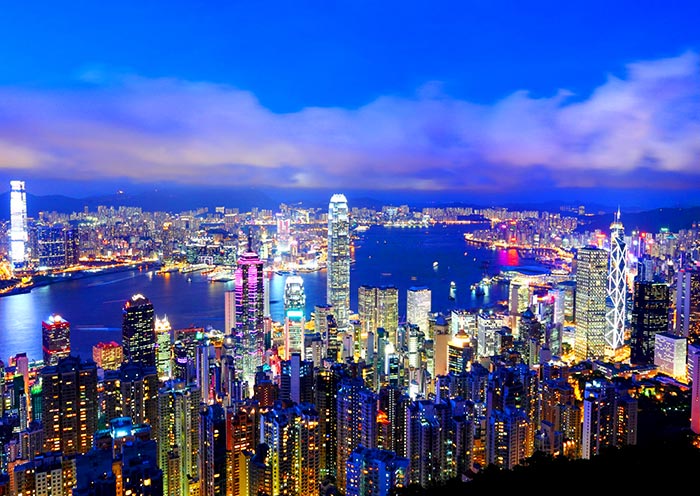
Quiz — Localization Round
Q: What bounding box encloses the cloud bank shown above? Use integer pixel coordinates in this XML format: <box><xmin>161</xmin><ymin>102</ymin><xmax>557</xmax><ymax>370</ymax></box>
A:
<box><xmin>0</xmin><ymin>52</ymin><xmax>699</xmax><ymax>195</ymax></box>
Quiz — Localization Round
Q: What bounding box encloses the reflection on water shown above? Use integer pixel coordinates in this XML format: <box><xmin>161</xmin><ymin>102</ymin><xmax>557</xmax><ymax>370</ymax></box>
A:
<box><xmin>0</xmin><ymin>224</ymin><xmax>545</xmax><ymax>363</ymax></box>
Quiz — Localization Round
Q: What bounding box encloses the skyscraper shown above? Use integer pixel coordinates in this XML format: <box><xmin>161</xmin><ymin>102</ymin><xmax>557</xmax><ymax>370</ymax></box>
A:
<box><xmin>9</xmin><ymin>180</ymin><xmax>28</xmax><ymax>270</ymax></box>
<box><xmin>327</xmin><ymin>193</ymin><xmax>350</xmax><ymax>332</ymax></box>
<box><xmin>122</xmin><ymin>294</ymin><xmax>157</xmax><ymax>368</ymax></box>
<box><xmin>605</xmin><ymin>209</ymin><xmax>627</xmax><ymax>351</ymax></box>
<box><xmin>41</xmin><ymin>355</ymin><xmax>98</xmax><ymax>456</ymax></box>
<box><xmin>407</xmin><ymin>286</ymin><xmax>432</xmax><ymax>337</ymax></box>
<box><xmin>283</xmin><ymin>275</ymin><xmax>306</xmax><ymax>357</ymax></box>
<box><xmin>630</xmin><ymin>281</ymin><xmax>669</xmax><ymax>365</ymax></box>
<box><xmin>155</xmin><ymin>315</ymin><xmax>172</xmax><ymax>380</ymax></box>
<box><xmin>157</xmin><ymin>379</ymin><xmax>201</xmax><ymax>496</ymax></box>
<box><xmin>675</xmin><ymin>266</ymin><xmax>700</xmax><ymax>344</ymax></box>
<box><xmin>574</xmin><ymin>247</ymin><xmax>609</xmax><ymax>362</ymax></box>
<box><xmin>233</xmin><ymin>248</ymin><xmax>265</xmax><ymax>393</ymax></box>
<box><xmin>42</xmin><ymin>314</ymin><xmax>71</xmax><ymax>366</ymax></box>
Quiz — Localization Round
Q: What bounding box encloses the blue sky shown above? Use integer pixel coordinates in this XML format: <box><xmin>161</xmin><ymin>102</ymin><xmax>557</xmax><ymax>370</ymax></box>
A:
<box><xmin>0</xmin><ymin>1</ymin><xmax>699</xmax><ymax>207</ymax></box>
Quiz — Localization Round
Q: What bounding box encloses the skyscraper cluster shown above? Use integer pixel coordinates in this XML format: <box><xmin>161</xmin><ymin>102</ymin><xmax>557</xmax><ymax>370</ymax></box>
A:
<box><xmin>3</xmin><ymin>191</ymin><xmax>700</xmax><ymax>496</ymax></box>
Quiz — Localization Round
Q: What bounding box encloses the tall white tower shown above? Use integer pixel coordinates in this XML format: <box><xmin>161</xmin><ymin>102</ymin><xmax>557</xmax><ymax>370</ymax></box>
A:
<box><xmin>9</xmin><ymin>180</ymin><xmax>28</xmax><ymax>270</ymax></box>
<box><xmin>407</xmin><ymin>286</ymin><xmax>432</xmax><ymax>337</ymax></box>
<box><xmin>327</xmin><ymin>193</ymin><xmax>350</xmax><ymax>332</ymax></box>
<box><xmin>605</xmin><ymin>209</ymin><xmax>627</xmax><ymax>351</ymax></box>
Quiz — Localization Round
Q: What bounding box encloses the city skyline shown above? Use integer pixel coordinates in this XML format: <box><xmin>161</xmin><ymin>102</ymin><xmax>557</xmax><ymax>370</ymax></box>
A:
<box><xmin>0</xmin><ymin>3</ymin><xmax>699</xmax><ymax>208</ymax></box>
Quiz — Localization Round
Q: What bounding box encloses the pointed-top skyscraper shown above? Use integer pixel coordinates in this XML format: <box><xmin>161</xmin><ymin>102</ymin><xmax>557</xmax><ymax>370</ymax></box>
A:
<box><xmin>327</xmin><ymin>194</ymin><xmax>350</xmax><ymax>332</ymax></box>
<box><xmin>122</xmin><ymin>294</ymin><xmax>157</xmax><ymax>368</ymax></box>
<box><xmin>605</xmin><ymin>208</ymin><xmax>627</xmax><ymax>352</ymax></box>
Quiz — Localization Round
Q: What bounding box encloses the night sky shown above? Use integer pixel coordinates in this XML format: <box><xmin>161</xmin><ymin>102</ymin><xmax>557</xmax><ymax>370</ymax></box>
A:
<box><xmin>0</xmin><ymin>1</ymin><xmax>699</xmax><ymax>208</ymax></box>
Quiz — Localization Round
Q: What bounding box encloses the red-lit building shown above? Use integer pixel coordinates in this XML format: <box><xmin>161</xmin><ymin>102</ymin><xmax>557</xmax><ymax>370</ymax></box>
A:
<box><xmin>41</xmin><ymin>314</ymin><xmax>70</xmax><ymax>367</ymax></box>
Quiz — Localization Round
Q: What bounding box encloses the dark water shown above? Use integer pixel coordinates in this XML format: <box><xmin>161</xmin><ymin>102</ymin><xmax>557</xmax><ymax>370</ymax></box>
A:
<box><xmin>0</xmin><ymin>224</ymin><xmax>543</xmax><ymax>363</ymax></box>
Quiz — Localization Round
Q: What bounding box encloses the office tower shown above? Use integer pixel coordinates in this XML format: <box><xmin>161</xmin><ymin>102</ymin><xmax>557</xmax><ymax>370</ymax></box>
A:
<box><xmin>92</xmin><ymin>341</ymin><xmax>123</xmax><ymax>370</ymax></box>
<box><xmin>41</xmin><ymin>355</ymin><xmax>98</xmax><ymax>456</ymax></box>
<box><xmin>101</xmin><ymin>362</ymin><xmax>159</xmax><ymax>429</ymax></box>
<box><xmin>675</xmin><ymin>266</ymin><xmax>700</xmax><ymax>343</ymax></box>
<box><xmin>476</xmin><ymin>313</ymin><xmax>502</xmax><ymax>359</ymax></box>
<box><xmin>358</xmin><ymin>285</ymin><xmax>399</xmax><ymax>353</ymax></box>
<box><xmin>157</xmin><ymin>379</ymin><xmax>201</xmax><ymax>496</ymax></box>
<box><xmin>555</xmin><ymin>280</ymin><xmax>576</xmax><ymax>323</ymax></box>
<box><xmin>637</xmin><ymin>254</ymin><xmax>655</xmax><ymax>282</ymax></box>
<box><xmin>336</xmin><ymin>376</ymin><xmax>373</xmax><ymax>493</ymax></box>
<box><xmin>122</xmin><ymin>294</ymin><xmax>157</xmax><ymax>368</ymax></box>
<box><xmin>689</xmin><ymin>345</ymin><xmax>700</xmax><ymax>434</ymax></box>
<box><xmin>574</xmin><ymin>247</ymin><xmax>609</xmax><ymax>362</ymax></box>
<box><xmin>41</xmin><ymin>314</ymin><xmax>71</xmax><ymax>366</ymax></box>
<box><xmin>654</xmin><ymin>332</ymin><xmax>687</xmax><ymax>381</ymax></box>
<box><xmin>196</xmin><ymin>338</ymin><xmax>219</xmax><ymax>405</ymax></box>
<box><xmin>284</xmin><ymin>275</ymin><xmax>306</xmax><ymax>357</ymax></box>
<box><xmin>486</xmin><ymin>406</ymin><xmax>531</xmax><ymax>470</ymax></box>
<box><xmin>37</xmin><ymin>224</ymin><xmax>67</xmax><ymax>268</ymax></box>
<box><xmin>224</xmin><ymin>289</ymin><xmax>236</xmax><ymax>335</ymax></box>
<box><xmin>407</xmin><ymin>286</ymin><xmax>432</xmax><ymax>337</ymax></box>
<box><xmin>314</xmin><ymin>303</ymin><xmax>338</xmax><ymax>360</ymax></box>
<box><xmin>605</xmin><ymin>209</ymin><xmax>627</xmax><ymax>351</ymax></box>
<box><xmin>345</xmin><ymin>446</ymin><xmax>409</xmax><ymax>496</ymax></box>
<box><xmin>327</xmin><ymin>193</ymin><xmax>350</xmax><ymax>332</ymax></box>
<box><xmin>233</xmin><ymin>248</ymin><xmax>265</xmax><ymax>394</ymax></box>
<box><xmin>155</xmin><ymin>315</ymin><xmax>172</xmax><ymax>381</ymax></box>
<box><xmin>630</xmin><ymin>281</ymin><xmax>670</xmax><ymax>365</ymax></box>
<box><xmin>9</xmin><ymin>180</ymin><xmax>28</xmax><ymax>269</ymax></box>
<box><xmin>199</xmin><ymin>403</ymin><xmax>227</xmax><ymax>496</ymax></box>
<box><xmin>315</xmin><ymin>365</ymin><xmax>341</xmax><ymax>479</ymax></box>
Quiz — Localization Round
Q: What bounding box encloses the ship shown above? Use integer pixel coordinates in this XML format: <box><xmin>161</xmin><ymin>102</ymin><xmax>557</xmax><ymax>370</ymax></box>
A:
<box><xmin>449</xmin><ymin>281</ymin><xmax>456</xmax><ymax>300</ymax></box>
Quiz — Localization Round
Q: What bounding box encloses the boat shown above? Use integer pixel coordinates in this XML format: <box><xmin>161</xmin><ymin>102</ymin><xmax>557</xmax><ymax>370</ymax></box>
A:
<box><xmin>433</xmin><ymin>261</ymin><xmax>439</xmax><ymax>269</ymax></box>
<box><xmin>449</xmin><ymin>281</ymin><xmax>456</xmax><ymax>300</ymax></box>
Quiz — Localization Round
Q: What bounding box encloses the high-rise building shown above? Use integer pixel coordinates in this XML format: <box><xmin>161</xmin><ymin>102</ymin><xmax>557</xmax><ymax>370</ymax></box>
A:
<box><xmin>345</xmin><ymin>446</ymin><xmax>409</xmax><ymax>496</ymax></box>
<box><xmin>630</xmin><ymin>281</ymin><xmax>669</xmax><ymax>365</ymax></box>
<box><xmin>336</xmin><ymin>376</ymin><xmax>374</xmax><ymax>493</ymax></box>
<box><xmin>122</xmin><ymin>294</ymin><xmax>157</xmax><ymax>368</ymax></box>
<box><xmin>233</xmin><ymin>248</ymin><xmax>265</xmax><ymax>394</ymax></box>
<box><xmin>358</xmin><ymin>285</ymin><xmax>399</xmax><ymax>355</ymax></box>
<box><xmin>224</xmin><ymin>289</ymin><xmax>236</xmax><ymax>335</ymax></box>
<box><xmin>41</xmin><ymin>355</ymin><xmax>98</xmax><ymax>456</ymax></box>
<box><xmin>675</xmin><ymin>266</ymin><xmax>700</xmax><ymax>344</ymax></box>
<box><xmin>407</xmin><ymin>286</ymin><xmax>432</xmax><ymax>338</ymax></box>
<box><xmin>689</xmin><ymin>345</ymin><xmax>700</xmax><ymax>435</ymax></box>
<box><xmin>327</xmin><ymin>194</ymin><xmax>350</xmax><ymax>332</ymax></box>
<box><xmin>284</xmin><ymin>275</ymin><xmax>306</xmax><ymax>358</ymax></box>
<box><xmin>157</xmin><ymin>379</ymin><xmax>201</xmax><ymax>496</ymax></box>
<box><xmin>155</xmin><ymin>315</ymin><xmax>172</xmax><ymax>380</ymax></box>
<box><xmin>574</xmin><ymin>247</ymin><xmax>609</xmax><ymax>362</ymax></box>
<box><xmin>9</xmin><ymin>180</ymin><xmax>28</xmax><ymax>270</ymax></box>
<box><xmin>92</xmin><ymin>341</ymin><xmax>123</xmax><ymax>371</ymax></box>
<box><xmin>101</xmin><ymin>361</ymin><xmax>159</xmax><ymax>429</ymax></box>
<box><xmin>42</xmin><ymin>314</ymin><xmax>71</xmax><ymax>367</ymax></box>
<box><xmin>654</xmin><ymin>332</ymin><xmax>687</xmax><ymax>381</ymax></box>
<box><xmin>37</xmin><ymin>224</ymin><xmax>68</xmax><ymax>269</ymax></box>
<box><xmin>605</xmin><ymin>209</ymin><xmax>627</xmax><ymax>351</ymax></box>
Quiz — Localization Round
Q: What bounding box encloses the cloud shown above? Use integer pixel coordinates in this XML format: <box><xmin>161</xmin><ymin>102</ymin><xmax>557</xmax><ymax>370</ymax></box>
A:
<box><xmin>0</xmin><ymin>52</ymin><xmax>698</xmax><ymax>194</ymax></box>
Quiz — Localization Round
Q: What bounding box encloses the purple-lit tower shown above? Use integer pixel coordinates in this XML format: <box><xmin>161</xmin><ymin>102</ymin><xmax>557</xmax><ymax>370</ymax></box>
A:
<box><xmin>233</xmin><ymin>248</ymin><xmax>265</xmax><ymax>396</ymax></box>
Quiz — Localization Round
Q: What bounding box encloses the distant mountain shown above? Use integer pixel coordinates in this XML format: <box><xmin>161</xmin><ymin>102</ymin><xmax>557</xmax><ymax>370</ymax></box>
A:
<box><xmin>575</xmin><ymin>207</ymin><xmax>700</xmax><ymax>233</ymax></box>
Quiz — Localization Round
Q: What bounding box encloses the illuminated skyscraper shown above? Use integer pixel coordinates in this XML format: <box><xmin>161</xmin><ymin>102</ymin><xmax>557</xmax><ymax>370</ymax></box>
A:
<box><xmin>284</xmin><ymin>275</ymin><xmax>306</xmax><ymax>357</ymax></box>
<box><xmin>605</xmin><ymin>209</ymin><xmax>627</xmax><ymax>351</ymax></box>
<box><xmin>224</xmin><ymin>289</ymin><xmax>236</xmax><ymax>335</ymax></box>
<box><xmin>630</xmin><ymin>281</ymin><xmax>669</xmax><ymax>365</ymax></box>
<box><xmin>157</xmin><ymin>379</ymin><xmax>201</xmax><ymax>496</ymax></box>
<box><xmin>574</xmin><ymin>247</ymin><xmax>608</xmax><ymax>362</ymax></box>
<box><xmin>42</xmin><ymin>314</ymin><xmax>71</xmax><ymax>367</ymax></box>
<box><xmin>233</xmin><ymin>248</ymin><xmax>265</xmax><ymax>394</ymax></box>
<box><xmin>155</xmin><ymin>315</ymin><xmax>172</xmax><ymax>381</ymax></box>
<box><xmin>407</xmin><ymin>286</ymin><xmax>432</xmax><ymax>337</ymax></box>
<box><xmin>122</xmin><ymin>294</ymin><xmax>157</xmax><ymax>368</ymax></box>
<box><xmin>358</xmin><ymin>285</ymin><xmax>399</xmax><ymax>355</ymax></box>
<box><xmin>41</xmin><ymin>355</ymin><xmax>98</xmax><ymax>456</ymax></box>
<box><xmin>9</xmin><ymin>180</ymin><xmax>28</xmax><ymax>269</ymax></box>
<box><xmin>675</xmin><ymin>266</ymin><xmax>700</xmax><ymax>344</ymax></box>
<box><xmin>327</xmin><ymin>194</ymin><xmax>350</xmax><ymax>332</ymax></box>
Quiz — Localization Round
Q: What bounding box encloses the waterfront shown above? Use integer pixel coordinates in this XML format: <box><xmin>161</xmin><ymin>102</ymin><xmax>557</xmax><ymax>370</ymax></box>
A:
<box><xmin>0</xmin><ymin>224</ymin><xmax>545</xmax><ymax>363</ymax></box>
